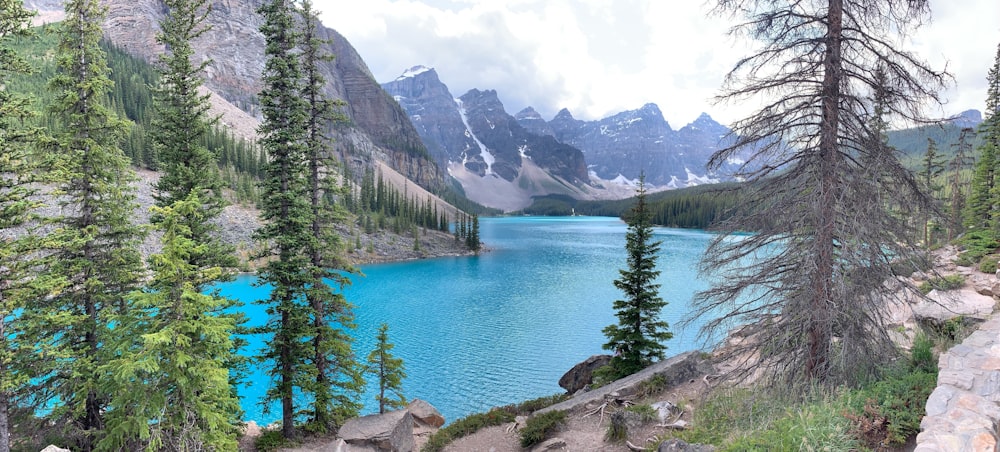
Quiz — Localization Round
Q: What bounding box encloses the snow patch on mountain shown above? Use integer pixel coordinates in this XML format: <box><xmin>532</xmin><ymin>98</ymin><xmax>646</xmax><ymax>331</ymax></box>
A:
<box><xmin>455</xmin><ymin>98</ymin><xmax>495</xmax><ymax>175</ymax></box>
<box><xmin>395</xmin><ymin>65</ymin><xmax>432</xmax><ymax>81</ymax></box>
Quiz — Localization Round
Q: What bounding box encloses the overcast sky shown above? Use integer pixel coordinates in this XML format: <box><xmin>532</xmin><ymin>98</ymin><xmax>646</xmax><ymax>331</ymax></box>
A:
<box><xmin>315</xmin><ymin>0</ymin><xmax>1000</xmax><ymax>128</ymax></box>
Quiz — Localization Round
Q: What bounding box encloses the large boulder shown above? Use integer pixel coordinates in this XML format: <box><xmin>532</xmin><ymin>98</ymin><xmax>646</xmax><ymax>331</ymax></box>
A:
<box><xmin>406</xmin><ymin>399</ymin><xmax>445</xmax><ymax>428</ymax></box>
<box><xmin>558</xmin><ymin>354</ymin><xmax>612</xmax><ymax>393</ymax></box>
<box><xmin>339</xmin><ymin>410</ymin><xmax>415</xmax><ymax>452</ymax></box>
<box><xmin>913</xmin><ymin>289</ymin><xmax>996</xmax><ymax>325</ymax></box>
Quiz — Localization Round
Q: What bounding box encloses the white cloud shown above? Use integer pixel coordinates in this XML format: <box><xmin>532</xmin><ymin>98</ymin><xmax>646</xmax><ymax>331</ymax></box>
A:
<box><xmin>317</xmin><ymin>0</ymin><xmax>1000</xmax><ymax>128</ymax></box>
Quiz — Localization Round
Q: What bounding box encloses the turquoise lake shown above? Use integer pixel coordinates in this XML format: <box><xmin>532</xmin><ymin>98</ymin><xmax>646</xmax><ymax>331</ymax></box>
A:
<box><xmin>214</xmin><ymin>216</ymin><xmax>715</xmax><ymax>425</ymax></box>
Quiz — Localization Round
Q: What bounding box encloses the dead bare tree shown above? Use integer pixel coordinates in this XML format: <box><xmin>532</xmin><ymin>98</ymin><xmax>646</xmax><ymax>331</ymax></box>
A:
<box><xmin>690</xmin><ymin>0</ymin><xmax>948</xmax><ymax>388</ymax></box>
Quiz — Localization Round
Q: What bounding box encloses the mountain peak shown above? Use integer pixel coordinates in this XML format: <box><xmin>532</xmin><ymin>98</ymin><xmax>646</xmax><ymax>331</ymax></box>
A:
<box><xmin>515</xmin><ymin>107</ymin><xmax>543</xmax><ymax>120</ymax></box>
<box><xmin>950</xmin><ymin>109</ymin><xmax>982</xmax><ymax>128</ymax></box>
<box><xmin>395</xmin><ymin>65</ymin><xmax>435</xmax><ymax>81</ymax></box>
<box><xmin>553</xmin><ymin>108</ymin><xmax>575</xmax><ymax>121</ymax></box>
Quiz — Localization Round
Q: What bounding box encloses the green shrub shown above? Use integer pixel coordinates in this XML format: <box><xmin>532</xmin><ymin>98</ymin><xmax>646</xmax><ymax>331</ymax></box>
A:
<box><xmin>955</xmin><ymin>230</ymin><xmax>999</xmax><ymax>266</ymax></box>
<box><xmin>519</xmin><ymin>410</ymin><xmax>566</xmax><ymax>448</ymax></box>
<box><xmin>637</xmin><ymin>374</ymin><xmax>668</xmax><ymax>398</ymax></box>
<box><xmin>918</xmin><ymin>274</ymin><xmax>965</xmax><ymax>294</ymax></box>
<box><xmin>509</xmin><ymin>393</ymin><xmax>569</xmax><ymax>413</ymax></box>
<box><xmin>723</xmin><ymin>402</ymin><xmax>860</xmax><ymax>452</ymax></box>
<box><xmin>843</xmin><ymin>369</ymin><xmax>937</xmax><ymax>446</ymax></box>
<box><xmin>420</xmin><ymin>393</ymin><xmax>568</xmax><ymax>452</ymax></box>
<box><xmin>255</xmin><ymin>430</ymin><xmax>291</xmax><ymax>452</ymax></box>
<box><xmin>421</xmin><ymin>409</ymin><xmax>516</xmax><ymax>452</ymax></box>
<box><xmin>980</xmin><ymin>254</ymin><xmax>1000</xmax><ymax>274</ymax></box>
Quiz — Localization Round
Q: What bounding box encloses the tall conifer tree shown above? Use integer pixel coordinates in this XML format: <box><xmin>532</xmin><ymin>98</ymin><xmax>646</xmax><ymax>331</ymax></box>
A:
<box><xmin>0</xmin><ymin>5</ymin><xmax>56</xmax><ymax>451</ymax></box>
<box><xmin>151</xmin><ymin>0</ymin><xmax>235</xmax><ymax>270</ymax></box>
<box><xmin>298</xmin><ymin>0</ymin><xmax>364</xmax><ymax>430</ymax></box>
<box><xmin>256</xmin><ymin>0</ymin><xmax>311</xmax><ymax>439</ymax></box>
<box><xmin>601</xmin><ymin>176</ymin><xmax>671</xmax><ymax>379</ymax></box>
<box><xmin>35</xmin><ymin>0</ymin><xmax>144</xmax><ymax>448</ymax></box>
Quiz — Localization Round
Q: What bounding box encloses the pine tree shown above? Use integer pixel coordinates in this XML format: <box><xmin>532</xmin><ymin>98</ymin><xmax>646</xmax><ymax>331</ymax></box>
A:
<box><xmin>919</xmin><ymin>138</ymin><xmax>945</xmax><ymax>246</ymax></box>
<box><xmin>34</xmin><ymin>0</ymin><xmax>145</xmax><ymax>448</ymax></box>
<box><xmin>255</xmin><ymin>0</ymin><xmax>311</xmax><ymax>439</ymax></box>
<box><xmin>98</xmin><ymin>195</ymin><xmax>240</xmax><ymax>451</ymax></box>
<box><xmin>948</xmin><ymin>128</ymin><xmax>975</xmax><ymax>241</ymax></box>
<box><xmin>0</xmin><ymin>5</ymin><xmax>56</xmax><ymax>451</ymax></box>
<box><xmin>967</xmin><ymin>44</ymin><xmax>1000</xmax><ymax>232</ymax></box>
<box><xmin>601</xmin><ymin>177</ymin><xmax>671</xmax><ymax>379</ymax></box>
<box><xmin>367</xmin><ymin>323</ymin><xmax>406</xmax><ymax>414</ymax></box>
<box><xmin>299</xmin><ymin>0</ymin><xmax>364</xmax><ymax>431</ymax></box>
<box><xmin>151</xmin><ymin>0</ymin><xmax>235</xmax><ymax>270</ymax></box>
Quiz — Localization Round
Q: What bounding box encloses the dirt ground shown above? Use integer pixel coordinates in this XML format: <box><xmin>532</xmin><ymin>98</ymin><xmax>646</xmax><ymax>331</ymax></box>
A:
<box><xmin>443</xmin><ymin>377</ymin><xmax>709</xmax><ymax>452</ymax></box>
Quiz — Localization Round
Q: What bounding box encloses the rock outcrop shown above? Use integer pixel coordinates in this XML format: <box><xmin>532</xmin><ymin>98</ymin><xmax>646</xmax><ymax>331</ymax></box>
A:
<box><xmin>912</xmin><ymin>289</ymin><xmax>996</xmax><ymax>326</ymax></box>
<box><xmin>338</xmin><ymin>410</ymin><xmax>415</xmax><ymax>452</ymax></box>
<box><xmin>406</xmin><ymin>399</ymin><xmax>445</xmax><ymax>428</ymax></box>
<box><xmin>558</xmin><ymin>354</ymin><xmax>612</xmax><ymax>394</ymax></box>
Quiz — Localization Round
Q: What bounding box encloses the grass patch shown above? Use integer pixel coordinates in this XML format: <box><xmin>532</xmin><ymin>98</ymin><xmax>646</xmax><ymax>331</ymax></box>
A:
<box><xmin>520</xmin><ymin>410</ymin><xmax>566</xmax><ymax>448</ymax></box>
<box><xmin>626</xmin><ymin>403</ymin><xmax>659</xmax><ymax>423</ymax></box>
<box><xmin>918</xmin><ymin>274</ymin><xmax>965</xmax><ymax>294</ymax></box>
<box><xmin>421</xmin><ymin>393</ymin><xmax>569</xmax><ymax>452</ymax></box>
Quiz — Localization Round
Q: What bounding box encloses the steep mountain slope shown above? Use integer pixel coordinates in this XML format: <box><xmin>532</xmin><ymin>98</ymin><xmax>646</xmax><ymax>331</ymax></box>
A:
<box><xmin>382</xmin><ymin>67</ymin><xmax>594</xmax><ymax>211</ymax></box>
<box><xmin>24</xmin><ymin>0</ymin><xmax>450</xmax><ymax>196</ymax></box>
<box><xmin>536</xmin><ymin>104</ymin><xmax>740</xmax><ymax>187</ymax></box>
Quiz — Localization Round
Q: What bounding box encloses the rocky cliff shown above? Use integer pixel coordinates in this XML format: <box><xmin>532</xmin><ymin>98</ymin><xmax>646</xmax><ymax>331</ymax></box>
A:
<box><xmin>24</xmin><ymin>0</ymin><xmax>449</xmax><ymax>194</ymax></box>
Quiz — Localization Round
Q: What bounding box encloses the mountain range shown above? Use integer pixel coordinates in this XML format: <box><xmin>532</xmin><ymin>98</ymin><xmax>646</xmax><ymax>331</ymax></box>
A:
<box><xmin>382</xmin><ymin>65</ymin><xmax>746</xmax><ymax>210</ymax></box>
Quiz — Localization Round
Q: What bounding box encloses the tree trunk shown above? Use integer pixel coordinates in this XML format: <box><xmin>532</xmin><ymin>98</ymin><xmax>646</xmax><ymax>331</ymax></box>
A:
<box><xmin>809</xmin><ymin>0</ymin><xmax>844</xmax><ymax>381</ymax></box>
<box><xmin>281</xmin><ymin>309</ymin><xmax>294</xmax><ymax>439</ymax></box>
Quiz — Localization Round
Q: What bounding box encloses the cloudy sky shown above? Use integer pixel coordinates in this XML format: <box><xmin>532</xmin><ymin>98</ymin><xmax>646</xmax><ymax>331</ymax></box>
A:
<box><xmin>315</xmin><ymin>0</ymin><xmax>1000</xmax><ymax>128</ymax></box>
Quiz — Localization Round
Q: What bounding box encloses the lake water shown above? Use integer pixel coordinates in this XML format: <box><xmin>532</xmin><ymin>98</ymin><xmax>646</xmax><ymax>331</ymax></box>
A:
<box><xmin>215</xmin><ymin>216</ymin><xmax>715</xmax><ymax>425</ymax></box>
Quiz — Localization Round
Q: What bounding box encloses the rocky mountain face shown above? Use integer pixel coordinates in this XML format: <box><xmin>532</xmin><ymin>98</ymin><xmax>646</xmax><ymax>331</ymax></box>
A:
<box><xmin>532</xmin><ymin>104</ymin><xmax>739</xmax><ymax>187</ymax></box>
<box><xmin>382</xmin><ymin>67</ymin><xmax>590</xmax><ymax>210</ymax></box>
<box><xmin>25</xmin><ymin>0</ymin><xmax>448</xmax><ymax>193</ymax></box>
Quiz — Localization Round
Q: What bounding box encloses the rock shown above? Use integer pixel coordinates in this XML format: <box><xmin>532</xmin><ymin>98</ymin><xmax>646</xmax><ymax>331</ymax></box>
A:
<box><xmin>558</xmin><ymin>354</ymin><xmax>612</xmax><ymax>393</ymax></box>
<box><xmin>658</xmin><ymin>438</ymin><xmax>715</xmax><ymax>452</ymax></box>
<box><xmin>406</xmin><ymin>398</ymin><xmax>445</xmax><ymax>428</ymax></box>
<box><xmin>912</xmin><ymin>289</ymin><xmax>996</xmax><ymax>324</ymax></box>
<box><xmin>339</xmin><ymin>410</ymin><xmax>415</xmax><ymax>452</ymax></box>
<box><xmin>651</xmin><ymin>400</ymin><xmax>678</xmax><ymax>423</ymax></box>
<box><xmin>531</xmin><ymin>437</ymin><xmax>567</xmax><ymax>451</ymax></box>
<box><xmin>40</xmin><ymin>447</ymin><xmax>70</xmax><ymax>452</ymax></box>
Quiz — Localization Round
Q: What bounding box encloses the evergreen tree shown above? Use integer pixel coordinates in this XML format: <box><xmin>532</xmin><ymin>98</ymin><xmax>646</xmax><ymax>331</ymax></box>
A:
<box><xmin>967</xmin><ymin>44</ymin><xmax>1000</xmax><ymax>232</ymax></box>
<box><xmin>255</xmin><ymin>0</ymin><xmax>310</xmax><ymax>439</ymax></box>
<box><xmin>35</xmin><ymin>0</ymin><xmax>145</xmax><ymax>448</ymax></box>
<box><xmin>948</xmin><ymin>128</ymin><xmax>975</xmax><ymax>241</ymax></box>
<box><xmin>366</xmin><ymin>323</ymin><xmax>406</xmax><ymax>414</ymax></box>
<box><xmin>0</xmin><ymin>5</ymin><xmax>57</xmax><ymax>451</ymax></box>
<box><xmin>601</xmin><ymin>177</ymin><xmax>671</xmax><ymax>379</ymax></box>
<box><xmin>299</xmin><ymin>0</ymin><xmax>364</xmax><ymax>431</ymax></box>
<box><xmin>98</xmin><ymin>195</ymin><xmax>240</xmax><ymax>451</ymax></box>
<box><xmin>150</xmin><ymin>0</ymin><xmax>235</xmax><ymax>270</ymax></box>
<box><xmin>919</xmin><ymin>138</ymin><xmax>945</xmax><ymax>246</ymax></box>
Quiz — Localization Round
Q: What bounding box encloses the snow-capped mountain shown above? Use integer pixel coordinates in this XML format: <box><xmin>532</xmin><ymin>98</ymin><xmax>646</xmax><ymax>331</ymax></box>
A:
<box><xmin>382</xmin><ymin>67</ymin><xmax>592</xmax><ymax>211</ymax></box>
<box><xmin>530</xmin><ymin>104</ymin><xmax>741</xmax><ymax>188</ymax></box>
